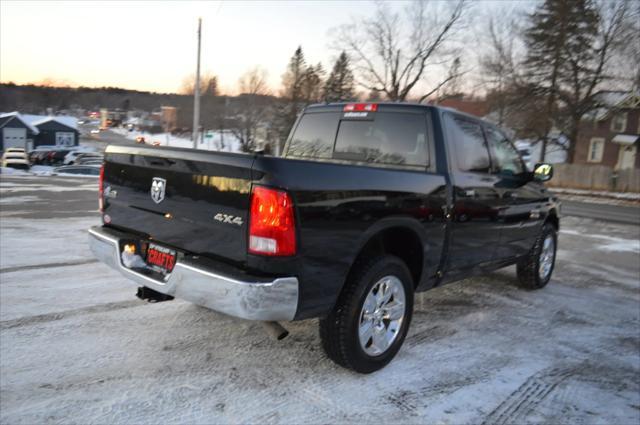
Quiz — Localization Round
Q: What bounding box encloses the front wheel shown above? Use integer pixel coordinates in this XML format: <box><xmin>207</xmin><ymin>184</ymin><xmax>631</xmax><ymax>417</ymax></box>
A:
<box><xmin>319</xmin><ymin>255</ymin><xmax>414</xmax><ymax>373</ymax></box>
<box><xmin>517</xmin><ymin>223</ymin><xmax>557</xmax><ymax>289</ymax></box>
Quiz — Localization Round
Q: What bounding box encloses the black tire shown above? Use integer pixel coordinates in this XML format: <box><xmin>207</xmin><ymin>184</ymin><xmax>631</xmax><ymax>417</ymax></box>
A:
<box><xmin>319</xmin><ymin>255</ymin><xmax>414</xmax><ymax>373</ymax></box>
<box><xmin>517</xmin><ymin>222</ymin><xmax>557</xmax><ymax>289</ymax></box>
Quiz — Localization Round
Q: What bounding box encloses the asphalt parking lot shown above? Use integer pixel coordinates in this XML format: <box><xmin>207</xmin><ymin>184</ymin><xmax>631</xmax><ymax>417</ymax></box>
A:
<box><xmin>1</xmin><ymin>175</ymin><xmax>639</xmax><ymax>424</ymax></box>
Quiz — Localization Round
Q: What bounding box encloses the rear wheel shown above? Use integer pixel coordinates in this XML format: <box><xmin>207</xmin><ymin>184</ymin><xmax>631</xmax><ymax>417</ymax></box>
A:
<box><xmin>319</xmin><ymin>255</ymin><xmax>414</xmax><ymax>373</ymax></box>
<box><xmin>517</xmin><ymin>223</ymin><xmax>557</xmax><ymax>289</ymax></box>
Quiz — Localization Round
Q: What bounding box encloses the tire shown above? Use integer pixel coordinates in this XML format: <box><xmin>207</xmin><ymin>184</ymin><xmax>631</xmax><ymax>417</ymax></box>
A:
<box><xmin>517</xmin><ymin>222</ymin><xmax>557</xmax><ymax>289</ymax></box>
<box><xmin>319</xmin><ymin>255</ymin><xmax>414</xmax><ymax>373</ymax></box>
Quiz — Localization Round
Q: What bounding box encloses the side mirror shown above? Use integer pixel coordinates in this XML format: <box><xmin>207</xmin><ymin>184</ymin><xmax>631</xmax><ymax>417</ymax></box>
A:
<box><xmin>533</xmin><ymin>163</ymin><xmax>553</xmax><ymax>182</ymax></box>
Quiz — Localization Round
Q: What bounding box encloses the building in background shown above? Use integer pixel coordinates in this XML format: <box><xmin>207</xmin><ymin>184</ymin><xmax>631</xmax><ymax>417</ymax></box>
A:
<box><xmin>436</xmin><ymin>95</ymin><xmax>490</xmax><ymax>119</ymax></box>
<box><xmin>0</xmin><ymin>112</ymin><xmax>39</xmax><ymax>151</ymax></box>
<box><xmin>100</xmin><ymin>108</ymin><xmax>126</xmax><ymax>128</ymax></box>
<box><xmin>161</xmin><ymin>106</ymin><xmax>178</xmax><ymax>132</ymax></box>
<box><xmin>576</xmin><ymin>91</ymin><xmax>640</xmax><ymax>170</ymax></box>
<box><xmin>0</xmin><ymin>112</ymin><xmax>79</xmax><ymax>151</ymax></box>
<box><xmin>31</xmin><ymin>117</ymin><xmax>79</xmax><ymax>148</ymax></box>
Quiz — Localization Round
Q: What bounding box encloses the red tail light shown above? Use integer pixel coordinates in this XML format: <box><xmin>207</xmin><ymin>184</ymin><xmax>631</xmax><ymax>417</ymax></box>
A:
<box><xmin>344</xmin><ymin>103</ymin><xmax>378</xmax><ymax>112</ymax></box>
<box><xmin>98</xmin><ymin>164</ymin><xmax>105</xmax><ymax>212</ymax></box>
<box><xmin>248</xmin><ymin>186</ymin><xmax>296</xmax><ymax>256</ymax></box>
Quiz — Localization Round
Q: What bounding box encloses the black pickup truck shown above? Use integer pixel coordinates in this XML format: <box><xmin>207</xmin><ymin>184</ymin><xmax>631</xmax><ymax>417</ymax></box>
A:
<box><xmin>89</xmin><ymin>102</ymin><xmax>559</xmax><ymax>373</ymax></box>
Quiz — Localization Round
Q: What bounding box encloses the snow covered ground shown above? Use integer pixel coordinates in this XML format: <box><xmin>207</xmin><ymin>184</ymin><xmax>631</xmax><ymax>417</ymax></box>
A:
<box><xmin>0</xmin><ymin>175</ymin><xmax>639</xmax><ymax>424</ymax></box>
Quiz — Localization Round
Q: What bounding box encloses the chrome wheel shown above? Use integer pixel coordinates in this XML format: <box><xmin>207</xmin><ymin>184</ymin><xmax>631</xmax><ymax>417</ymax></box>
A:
<box><xmin>538</xmin><ymin>234</ymin><xmax>555</xmax><ymax>280</ymax></box>
<box><xmin>358</xmin><ymin>275</ymin><xmax>406</xmax><ymax>356</ymax></box>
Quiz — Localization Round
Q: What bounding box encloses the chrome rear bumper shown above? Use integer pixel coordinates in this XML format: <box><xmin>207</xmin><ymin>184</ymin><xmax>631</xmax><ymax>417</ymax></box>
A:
<box><xmin>88</xmin><ymin>226</ymin><xmax>299</xmax><ymax>321</ymax></box>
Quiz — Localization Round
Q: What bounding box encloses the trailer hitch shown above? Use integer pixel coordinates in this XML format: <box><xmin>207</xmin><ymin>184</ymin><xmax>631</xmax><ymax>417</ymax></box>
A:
<box><xmin>136</xmin><ymin>286</ymin><xmax>174</xmax><ymax>303</ymax></box>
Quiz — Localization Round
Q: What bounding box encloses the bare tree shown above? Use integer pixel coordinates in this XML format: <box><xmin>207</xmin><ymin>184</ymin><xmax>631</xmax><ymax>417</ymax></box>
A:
<box><xmin>333</xmin><ymin>0</ymin><xmax>468</xmax><ymax>102</ymax></box>
<box><xmin>180</xmin><ymin>72</ymin><xmax>219</xmax><ymax>97</ymax></box>
<box><xmin>479</xmin><ymin>17</ymin><xmax>521</xmax><ymax>127</ymax></box>
<box><xmin>238</xmin><ymin>66</ymin><xmax>270</xmax><ymax>96</ymax></box>
<box><xmin>232</xmin><ymin>67</ymin><xmax>270</xmax><ymax>152</ymax></box>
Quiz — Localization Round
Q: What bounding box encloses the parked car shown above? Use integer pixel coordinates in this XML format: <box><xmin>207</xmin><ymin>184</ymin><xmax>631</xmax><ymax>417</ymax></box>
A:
<box><xmin>45</xmin><ymin>149</ymin><xmax>72</xmax><ymax>165</ymax></box>
<box><xmin>1</xmin><ymin>151</ymin><xmax>30</xmax><ymax>170</ymax></box>
<box><xmin>64</xmin><ymin>148</ymin><xmax>98</xmax><ymax>165</ymax></box>
<box><xmin>5</xmin><ymin>147</ymin><xmax>26</xmax><ymax>154</ymax></box>
<box><xmin>75</xmin><ymin>154</ymin><xmax>104</xmax><ymax>165</ymax></box>
<box><xmin>29</xmin><ymin>150</ymin><xmax>45</xmax><ymax>164</ymax></box>
<box><xmin>89</xmin><ymin>102</ymin><xmax>558</xmax><ymax>373</ymax></box>
<box><xmin>80</xmin><ymin>159</ymin><xmax>104</xmax><ymax>166</ymax></box>
<box><xmin>90</xmin><ymin>129</ymin><xmax>100</xmax><ymax>134</ymax></box>
<box><xmin>53</xmin><ymin>165</ymin><xmax>101</xmax><ymax>176</ymax></box>
<box><xmin>135</xmin><ymin>136</ymin><xmax>146</xmax><ymax>144</ymax></box>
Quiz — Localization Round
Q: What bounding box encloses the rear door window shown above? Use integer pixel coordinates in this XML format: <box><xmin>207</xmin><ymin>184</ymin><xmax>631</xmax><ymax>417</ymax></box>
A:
<box><xmin>286</xmin><ymin>112</ymin><xmax>340</xmax><ymax>159</ymax></box>
<box><xmin>334</xmin><ymin>113</ymin><xmax>428</xmax><ymax>167</ymax></box>
<box><xmin>445</xmin><ymin>114</ymin><xmax>492</xmax><ymax>173</ymax></box>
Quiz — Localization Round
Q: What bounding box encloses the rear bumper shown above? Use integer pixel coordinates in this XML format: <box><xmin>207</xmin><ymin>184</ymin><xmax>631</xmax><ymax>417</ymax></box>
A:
<box><xmin>88</xmin><ymin>226</ymin><xmax>299</xmax><ymax>321</ymax></box>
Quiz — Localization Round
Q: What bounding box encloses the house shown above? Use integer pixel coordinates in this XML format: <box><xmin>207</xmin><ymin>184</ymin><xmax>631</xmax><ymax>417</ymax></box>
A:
<box><xmin>436</xmin><ymin>95</ymin><xmax>491</xmax><ymax>118</ymax></box>
<box><xmin>0</xmin><ymin>112</ymin><xmax>79</xmax><ymax>151</ymax></box>
<box><xmin>0</xmin><ymin>112</ymin><xmax>39</xmax><ymax>151</ymax></box>
<box><xmin>30</xmin><ymin>117</ymin><xmax>79</xmax><ymax>148</ymax></box>
<box><xmin>575</xmin><ymin>91</ymin><xmax>640</xmax><ymax>170</ymax></box>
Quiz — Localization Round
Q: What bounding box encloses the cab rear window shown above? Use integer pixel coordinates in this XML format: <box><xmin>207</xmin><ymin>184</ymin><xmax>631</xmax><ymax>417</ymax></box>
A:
<box><xmin>334</xmin><ymin>113</ymin><xmax>427</xmax><ymax>166</ymax></box>
<box><xmin>286</xmin><ymin>111</ymin><xmax>429</xmax><ymax>168</ymax></box>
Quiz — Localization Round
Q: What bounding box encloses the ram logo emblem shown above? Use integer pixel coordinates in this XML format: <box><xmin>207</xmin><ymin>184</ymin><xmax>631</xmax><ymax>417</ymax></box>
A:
<box><xmin>150</xmin><ymin>177</ymin><xmax>166</xmax><ymax>204</ymax></box>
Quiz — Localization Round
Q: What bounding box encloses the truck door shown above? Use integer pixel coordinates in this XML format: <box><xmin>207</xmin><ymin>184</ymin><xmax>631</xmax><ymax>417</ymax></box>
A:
<box><xmin>443</xmin><ymin>113</ymin><xmax>502</xmax><ymax>271</ymax></box>
<box><xmin>484</xmin><ymin>126</ymin><xmax>547</xmax><ymax>260</ymax></box>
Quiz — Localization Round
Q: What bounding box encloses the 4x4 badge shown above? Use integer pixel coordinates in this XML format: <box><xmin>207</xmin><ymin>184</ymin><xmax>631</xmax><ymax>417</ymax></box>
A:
<box><xmin>150</xmin><ymin>177</ymin><xmax>166</xmax><ymax>204</ymax></box>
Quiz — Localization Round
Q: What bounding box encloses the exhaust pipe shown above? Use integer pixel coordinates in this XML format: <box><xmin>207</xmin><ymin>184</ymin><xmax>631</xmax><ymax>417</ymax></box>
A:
<box><xmin>261</xmin><ymin>321</ymin><xmax>289</xmax><ymax>340</ymax></box>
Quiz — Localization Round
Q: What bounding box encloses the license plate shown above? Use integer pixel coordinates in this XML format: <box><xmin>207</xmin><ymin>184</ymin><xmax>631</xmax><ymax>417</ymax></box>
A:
<box><xmin>146</xmin><ymin>243</ymin><xmax>177</xmax><ymax>273</ymax></box>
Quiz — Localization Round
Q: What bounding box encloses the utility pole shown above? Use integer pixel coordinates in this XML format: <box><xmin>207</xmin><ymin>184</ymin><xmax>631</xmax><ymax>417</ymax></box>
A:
<box><xmin>192</xmin><ymin>17</ymin><xmax>202</xmax><ymax>148</ymax></box>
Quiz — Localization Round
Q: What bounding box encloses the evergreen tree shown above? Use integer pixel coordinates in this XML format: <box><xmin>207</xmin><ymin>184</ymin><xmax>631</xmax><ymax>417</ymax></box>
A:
<box><xmin>275</xmin><ymin>47</ymin><xmax>307</xmax><ymax>154</ymax></box>
<box><xmin>281</xmin><ymin>46</ymin><xmax>306</xmax><ymax>104</ymax></box>
<box><xmin>302</xmin><ymin>63</ymin><xmax>324</xmax><ymax>104</ymax></box>
<box><xmin>523</xmin><ymin>0</ymin><xmax>599</xmax><ymax>161</ymax></box>
<box><xmin>323</xmin><ymin>52</ymin><xmax>355</xmax><ymax>102</ymax></box>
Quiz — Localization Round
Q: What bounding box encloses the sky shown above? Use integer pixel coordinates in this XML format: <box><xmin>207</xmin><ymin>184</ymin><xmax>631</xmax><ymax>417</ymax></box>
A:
<box><xmin>0</xmin><ymin>1</ymin><xmax>531</xmax><ymax>95</ymax></box>
<box><xmin>0</xmin><ymin>0</ymin><xmax>383</xmax><ymax>94</ymax></box>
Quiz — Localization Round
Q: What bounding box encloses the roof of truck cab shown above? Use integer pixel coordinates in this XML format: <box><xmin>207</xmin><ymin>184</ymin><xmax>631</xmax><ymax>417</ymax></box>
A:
<box><xmin>305</xmin><ymin>102</ymin><xmax>433</xmax><ymax>113</ymax></box>
<box><xmin>304</xmin><ymin>102</ymin><xmax>493</xmax><ymax>124</ymax></box>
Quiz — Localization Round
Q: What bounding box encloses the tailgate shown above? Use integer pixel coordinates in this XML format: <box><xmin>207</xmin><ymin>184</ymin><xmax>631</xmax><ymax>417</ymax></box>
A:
<box><xmin>102</xmin><ymin>145</ymin><xmax>255</xmax><ymax>263</ymax></box>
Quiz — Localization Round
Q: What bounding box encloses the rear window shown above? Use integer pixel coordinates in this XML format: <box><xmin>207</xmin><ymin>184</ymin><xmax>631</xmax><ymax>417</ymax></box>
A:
<box><xmin>334</xmin><ymin>113</ymin><xmax>427</xmax><ymax>166</ymax></box>
<box><xmin>286</xmin><ymin>110</ymin><xmax>429</xmax><ymax>168</ymax></box>
<box><xmin>286</xmin><ymin>112</ymin><xmax>340</xmax><ymax>159</ymax></box>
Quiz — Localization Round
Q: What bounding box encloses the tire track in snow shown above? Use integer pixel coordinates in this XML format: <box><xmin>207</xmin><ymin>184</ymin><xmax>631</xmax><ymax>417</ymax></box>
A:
<box><xmin>0</xmin><ymin>259</ymin><xmax>98</xmax><ymax>274</ymax></box>
<box><xmin>0</xmin><ymin>299</ymin><xmax>143</xmax><ymax>330</ymax></box>
<box><xmin>481</xmin><ymin>368</ymin><xmax>575</xmax><ymax>425</ymax></box>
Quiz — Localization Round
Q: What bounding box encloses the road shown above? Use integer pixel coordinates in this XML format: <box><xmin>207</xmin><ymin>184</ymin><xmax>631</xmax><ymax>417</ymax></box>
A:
<box><xmin>78</xmin><ymin>124</ymin><xmax>132</xmax><ymax>152</ymax></box>
<box><xmin>1</xmin><ymin>174</ymin><xmax>639</xmax><ymax>424</ymax></box>
<box><xmin>560</xmin><ymin>199</ymin><xmax>640</xmax><ymax>225</ymax></box>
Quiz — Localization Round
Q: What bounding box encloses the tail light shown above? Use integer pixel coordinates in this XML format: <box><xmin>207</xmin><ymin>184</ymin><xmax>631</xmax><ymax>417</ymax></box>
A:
<box><xmin>248</xmin><ymin>186</ymin><xmax>296</xmax><ymax>256</ymax></box>
<box><xmin>98</xmin><ymin>164</ymin><xmax>105</xmax><ymax>212</ymax></box>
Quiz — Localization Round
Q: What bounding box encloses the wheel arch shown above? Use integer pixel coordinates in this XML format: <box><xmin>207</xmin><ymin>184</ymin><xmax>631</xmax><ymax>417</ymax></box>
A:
<box><xmin>345</xmin><ymin>219</ymin><xmax>426</xmax><ymax>291</ymax></box>
<box><xmin>546</xmin><ymin>208</ymin><xmax>559</xmax><ymax>231</ymax></box>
